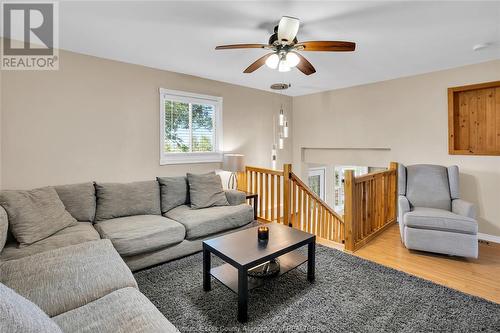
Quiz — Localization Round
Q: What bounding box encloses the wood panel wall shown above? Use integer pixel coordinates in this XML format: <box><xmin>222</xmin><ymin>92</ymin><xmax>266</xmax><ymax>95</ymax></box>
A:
<box><xmin>448</xmin><ymin>81</ymin><xmax>500</xmax><ymax>155</ymax></box>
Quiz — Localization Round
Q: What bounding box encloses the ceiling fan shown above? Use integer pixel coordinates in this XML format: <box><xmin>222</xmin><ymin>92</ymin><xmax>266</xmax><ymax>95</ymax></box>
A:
<box><xmin>215</xmin><ymin>16</ymin><xmax>356</xmax><ymax>75</ymax></box>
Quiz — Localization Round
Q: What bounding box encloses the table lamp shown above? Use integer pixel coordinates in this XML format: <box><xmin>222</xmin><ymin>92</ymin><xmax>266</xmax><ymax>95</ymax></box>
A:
<box><xmin>223</xmin><ymin>154</ymin><xmax>245</xmax><ymax>190</ymax></box>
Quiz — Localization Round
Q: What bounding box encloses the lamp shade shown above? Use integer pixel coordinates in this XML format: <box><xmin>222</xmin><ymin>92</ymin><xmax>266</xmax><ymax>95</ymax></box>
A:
<box><xmin>223</xmin><ymin>154</ymin><xmax>245</xmax><ymax>172</ymax></box>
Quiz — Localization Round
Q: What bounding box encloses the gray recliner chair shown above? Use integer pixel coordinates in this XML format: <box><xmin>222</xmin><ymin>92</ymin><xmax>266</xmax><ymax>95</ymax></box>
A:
<box><xmin>398</xmin><ymin>164</ymin><xmax>478</xmax><ymax>258</ymax></box>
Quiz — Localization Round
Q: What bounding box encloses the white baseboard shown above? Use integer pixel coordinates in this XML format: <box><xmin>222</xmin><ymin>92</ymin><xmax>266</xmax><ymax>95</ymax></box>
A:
<box><xmin>478</xmin><ymin>233</ymin><xmax>500</xmax><ymax>244</ymax></box>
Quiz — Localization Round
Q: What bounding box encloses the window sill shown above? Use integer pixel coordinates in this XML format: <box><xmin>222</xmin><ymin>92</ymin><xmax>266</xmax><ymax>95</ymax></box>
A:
<box><xmin>160</xmin><ymin>152</ymin><xmax>223</xmax><ymax>165</ymax></box>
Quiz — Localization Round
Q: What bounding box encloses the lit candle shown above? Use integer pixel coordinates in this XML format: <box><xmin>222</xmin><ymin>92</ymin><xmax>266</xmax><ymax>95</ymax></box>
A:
<box><xmin>257</xmin><ymin>226</ymin><xmax>269</xmax><ymax>241</ymax></box>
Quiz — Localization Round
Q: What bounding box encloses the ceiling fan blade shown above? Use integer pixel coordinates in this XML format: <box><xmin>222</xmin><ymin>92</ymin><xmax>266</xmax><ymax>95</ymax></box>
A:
<box><xmin>215</xmin><ymin>44</ymin><xmax>270</xmax><ymax>50</ymax></box>
<box><xmin>243</xmin><ymin>53</ymin><xmax>274</xmax><ymax>73</ymax></box>
<box><xmin>296</xmin><ymin>41</ymin><xmax>356</xmax><ymax>52</ymax></box>
<box><xmin>292</xmin><ymin>52</ymin><xmax>316</xmax><ymax>76</ymax></box>
<box><xmin>277</xmin><ymin>16</ymin><xmax>300</xmax><ymax>44</ymax></box>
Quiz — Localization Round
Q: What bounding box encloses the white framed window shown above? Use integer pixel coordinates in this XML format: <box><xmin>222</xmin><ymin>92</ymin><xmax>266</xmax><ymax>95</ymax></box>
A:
<box><xmin>308</xmin><ymin>167</ymin><xmax>326</xmax><ymax>200</ymax></box>
<box><xmin>159</xmin><ymin>88</ymin><xmax>223</xmax><ymax>165</ymax></box>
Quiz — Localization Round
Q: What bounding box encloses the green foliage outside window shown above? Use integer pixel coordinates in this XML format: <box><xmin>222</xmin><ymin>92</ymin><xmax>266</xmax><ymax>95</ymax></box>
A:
<box><xmin>164</xmin><ymin>101</ymin><xmax>215</xmax><ymax>153</ymax></box>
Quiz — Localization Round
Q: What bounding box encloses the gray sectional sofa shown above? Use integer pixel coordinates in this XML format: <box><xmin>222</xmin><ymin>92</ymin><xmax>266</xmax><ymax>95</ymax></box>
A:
<box><xmin>0</xmin><ymin>175</ymin><xmax>256</xmax><ymax>332</ymax></box>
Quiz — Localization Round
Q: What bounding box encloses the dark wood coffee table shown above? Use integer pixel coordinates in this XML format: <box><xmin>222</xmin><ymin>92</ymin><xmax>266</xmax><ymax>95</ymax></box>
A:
<box><xmin>202</xmin><ymin>223</ymin><xmax>316</xmax><ymax>322</ymax></box>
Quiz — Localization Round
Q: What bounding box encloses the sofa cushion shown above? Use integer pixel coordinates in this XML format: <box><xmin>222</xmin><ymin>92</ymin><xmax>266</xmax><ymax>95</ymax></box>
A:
<box><xmin>187</xmin><ymin>172</ymin><xmax>229</xmax><ymax>209</ymax></box>
<box><xmin>0</xmin><ymin>187</ymin><xmax>78</xmax><ymax>247</ymax></box>
<box><xmin>164</xmin><ymin>204</ymin><xmax>254</xmax><ymax>240</ymax></box>
<box><xmin>0</xmin><ymin>222</ymin><xmax>100</xmax><ymax>262</ymax></box>
<box><xmin>405</xmin><ymin>165</ymin><xmax>451</xmax><ymax>211</ymax></box>
<box><xmin>53</xmin><ymin>287</ymin><xmax>178</xmax><ymax>333</ymax></box>
<box><xmin>95</xmin><ymin>181</ymin><xmax>161</xmax><ymax>221</ymax></box>
<box><xmin>404</xmin><ymin>207</ymin><xmax>477</xmax><ymax>235</ymax></box>
<box><xmin>94</xmin><ymin>215</ymin><xmax>185</xmax><ymax>257</ymax></box>
<box><xmin>157</xmin><ymin>176</ymin><xmax>190</xmax><ymax>213</ymax></box>
<box><xmin>0</xmin><ymin>239</ymin><xmax>137</xmax><ymax>317</ymax></box>
<box><xmin>55</xmin><ymin>182</ymin><xmax>96</xmax><ymax>222</ymax></box>
<box><xmin>0</xmin><ymin>283</ymin><xmax>62</xmax><ymax>333</ymax></box>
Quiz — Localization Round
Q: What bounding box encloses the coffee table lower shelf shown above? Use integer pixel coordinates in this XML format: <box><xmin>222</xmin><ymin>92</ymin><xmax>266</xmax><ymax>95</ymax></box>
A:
<box><xmin>210</xmin><ymin>250</ymin><xmax>307</xmax><ymax>293</ymax></box>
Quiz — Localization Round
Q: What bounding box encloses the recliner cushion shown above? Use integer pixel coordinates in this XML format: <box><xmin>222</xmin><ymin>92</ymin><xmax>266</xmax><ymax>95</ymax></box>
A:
<box><xmin>95</xmin><ymin>181</ymin><xmax>161</xmax><ymax>221</ymax></box>
<box><xmin>53</xmin><ymin>287</ymin><xmax>178</xmax><ymax>333</ymax></box>
<box><xmin>404</xmin><ymin>207</ymin><xmax>477</xmax><ymax>235</ymax></box>
<box><xmin>0</xmin><ymin>222</ymin><xmax>100</xmax><ymax>262</ymax></box>
<box><xmin>405</xmin><ymin>165</ymin><xmax>452</xmax><ymax>211</ymax></box>
<box><xmin>94</xmin><ymin>215</ymin><xmax>185</xmax><ymax>256</ymax></box>
<box><xmin>164</xmin><ymin>204</ymin><xmax>254</xmax><ymax>240</ymax></box>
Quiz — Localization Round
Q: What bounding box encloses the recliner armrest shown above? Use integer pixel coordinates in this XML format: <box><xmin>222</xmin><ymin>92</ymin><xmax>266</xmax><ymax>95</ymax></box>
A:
<box><xmin>452</xmin><ymin>199</ymin><xmax>476</xmax><ymax>219</ymax></box>
<box><xmin>224</xmin><ymin>190</ymin><xmax>246</xmax><ymax>206</ymax></box>
<box><xmin>398</xmin><ymin>196</ymin><xmax>410</xmax><ymax>225</ymax></box>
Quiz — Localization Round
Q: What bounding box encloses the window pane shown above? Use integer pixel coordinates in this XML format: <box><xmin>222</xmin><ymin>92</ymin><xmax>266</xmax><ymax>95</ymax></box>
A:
<box><xmin>191</xmin><ymin>103</ymin><xmax>215</xmax><ymax>152</ymax></box>
<box><xmin>308</xmin><ymin>175</ymin><xmax>321</xmax><ymax>197</ymax></box>
<box><xmin>164</xmin><ymin>100</ymin><xmax>190</xmax><ymax>152</ymax></box>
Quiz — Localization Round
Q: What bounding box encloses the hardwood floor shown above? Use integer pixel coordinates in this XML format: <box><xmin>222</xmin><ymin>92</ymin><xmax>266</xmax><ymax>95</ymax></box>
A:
<box><xmin>318</xmin><ymin>224</ymin><xmax>500</xmax><ymax>304</ymax></box>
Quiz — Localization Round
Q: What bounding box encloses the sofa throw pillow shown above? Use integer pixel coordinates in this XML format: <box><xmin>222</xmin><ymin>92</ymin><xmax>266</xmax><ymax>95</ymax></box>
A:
<box><xmin>0</xmin><ymin>283</ymin><xmax>63</xmax><ymax>333</ymax></box>
<box><xmin>94</xmin><ymin>181</ymin><xmax>161</xmax><ymax>221</ymax></box>
<box><xmin>187</xmin><ymin>172</ymin><xmax>229</xmax><ymax>209</ymax></box>
<box><xmin>0</xmin><ymin>187</ymin><xmax>78</xmax><ymax>247</ymax></box>
<box><xmin>157</xmin><ymin>176</ymin><xmax>190</xmax><ymax>213</ymax></box>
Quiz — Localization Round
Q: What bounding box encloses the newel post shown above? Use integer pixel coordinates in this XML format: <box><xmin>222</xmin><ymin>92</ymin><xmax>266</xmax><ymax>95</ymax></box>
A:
<box><xmin>389</xmin><ymin>161</ymin><xmax>398</xmax><ymax>221</ymax></box>
<box><xmin>283</xmin><ymin>164</ymin><xmax>292</xmax><ymax>227</ymax></box>
<box><xmin>344</xmin><ymin>170</ymin><xmax>355</xmax><ymax>252</ymax></box>
<box><xmin>236</xmin><ymin>168</ymin><xmax>247</xmax><ymax>192</ymax></box>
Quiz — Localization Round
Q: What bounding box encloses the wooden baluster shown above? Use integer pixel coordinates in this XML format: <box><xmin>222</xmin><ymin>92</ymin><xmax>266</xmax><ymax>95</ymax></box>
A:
<box><xmin>292</xmin><ymin>182</ymin><xmax>297</xmax><ymax>228</ymax></box>
<box><xmin>298</xmin><ymin>188</ymin><xmax>303</xmax><ymax>231</ymax></box>
<box><xmin>264</xmin><ymin>173</ymin><xmax>269</xmax><ymax>221</ymax></box>
<box><xmin>312</xmin><ymin>200</ymin><xmax>316</xmax><ymax>235</ymax></box>
<box><xmin>277</xmin><ymin>176</ymin><xmax>281</xmax><ymax>223</ymax></box>
<box><xmin>283</xmin><ymin>164</ymin><xmax>292</xmax><ymax>227</ymax></box>
<box><xmin>304</xmin><ymin>194</ymin><xmax>311</xmax><ymax>232</ymax></box>
<box><xmin>270</xmin><ymin>175</ymin><xmax>275</xmax><ymax>222</ymax></box>
<box><xmin>259</xmin><ymin>173</ymin><xmax>263</xmax><ymax>219</ymax></box>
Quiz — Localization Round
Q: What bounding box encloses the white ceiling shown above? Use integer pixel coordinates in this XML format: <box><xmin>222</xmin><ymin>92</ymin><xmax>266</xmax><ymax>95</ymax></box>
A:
<box><xmin>52</xmin><ymin>1</ymin><xmax>500</xmax><ymax>95</ymax></box>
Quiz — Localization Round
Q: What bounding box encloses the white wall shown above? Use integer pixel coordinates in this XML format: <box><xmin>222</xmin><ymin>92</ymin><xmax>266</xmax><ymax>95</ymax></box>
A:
<box><xmin>293</xmin><ymin>60</ymin><xmax>500</xmax><ymax>236</ymax></box>
<box><xmin>1</xmin><ymin>49</ymin><xmax>292</xmax><ymax>189</ymax></box>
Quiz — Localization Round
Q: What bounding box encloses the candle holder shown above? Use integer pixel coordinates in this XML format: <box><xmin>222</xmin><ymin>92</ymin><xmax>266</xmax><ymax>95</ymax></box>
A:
<box><xmin>257</xmin><ymin>226</ymin><xmax>269</xmax><ymax>241</ymax></box>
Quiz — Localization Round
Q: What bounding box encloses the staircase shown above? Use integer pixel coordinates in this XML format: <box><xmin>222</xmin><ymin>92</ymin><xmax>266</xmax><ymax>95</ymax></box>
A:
<box><xmin>238</xmin><ymin>162</ymin><xmax>398</xmax><ymax>252</ymax></box>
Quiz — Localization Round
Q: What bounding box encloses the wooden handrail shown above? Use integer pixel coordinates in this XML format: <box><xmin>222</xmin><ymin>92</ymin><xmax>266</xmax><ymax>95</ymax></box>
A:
<box><xmin>245</xmin><ymin>166</ymin><xmax>284</xmax><ymax>176</ymax></box>
<box><xmin>289</xmin><ymin>173</ymin><xmax>343</xmax><ymax>221</ymax></box>
<box><xmin>288</xmin><ymin>167</ymin><xmax>345</xmax><ymax>244</ymax></box>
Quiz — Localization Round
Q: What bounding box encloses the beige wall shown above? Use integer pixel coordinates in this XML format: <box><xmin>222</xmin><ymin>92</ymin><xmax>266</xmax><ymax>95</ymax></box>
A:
<box><xmin>1</xmin><ymin>49</ymin><xmax>292</xmax><ymax>189</ymax></box>
<box><xmin>293</xmin><ymin>60</ymin><xmax>500</xmax><ymax>236</ymax></box>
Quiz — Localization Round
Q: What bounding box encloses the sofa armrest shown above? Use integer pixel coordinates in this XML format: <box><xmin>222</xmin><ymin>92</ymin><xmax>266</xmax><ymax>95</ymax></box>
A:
<box><xmin>398</xmin><ymin>196</ymin><xmax>410</xmax><ymax>225</ymax></box>
<box><xmin>452</xmin><ymin>199</ymin><xmax>476</xmax><ymax>219</ymax></box>
<box><xmin>0</xmin><ymin>206</ymin><xmax>8</xmax><ymax>254</ymax></box>
<box><xmin>224</xmin><ymin>190</ymin><xmax>246</xmax><ymax>206</ymax></box>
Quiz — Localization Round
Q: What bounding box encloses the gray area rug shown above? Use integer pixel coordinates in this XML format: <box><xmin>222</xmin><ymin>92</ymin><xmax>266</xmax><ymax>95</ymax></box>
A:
<box><xmin>134</xmin><ymin>246</ymin><xmax>500</xmax><ymax>332</ymax></box>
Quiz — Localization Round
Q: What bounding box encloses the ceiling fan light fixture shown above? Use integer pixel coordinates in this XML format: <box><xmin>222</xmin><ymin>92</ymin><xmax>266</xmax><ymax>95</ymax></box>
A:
<box><xmin>284</xmin><ymin>52</ymin><xmax>300</xmax><ymax>67</ymax></box>
<box><xmin>278</xmin><ymin>61</ymin><xmax>291</xmax><ymax>72</ymax></box>
<box><xmin>265</xmin><ymin>53</ymin><xmax>280</xmax><ymax>69</ymax></box>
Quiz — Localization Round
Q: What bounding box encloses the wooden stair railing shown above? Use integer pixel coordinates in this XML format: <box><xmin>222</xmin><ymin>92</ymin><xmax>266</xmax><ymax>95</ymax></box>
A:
<box><xmin>238</xmin><ymin>162</ymin><xmax>398</xmax><ymax>251</ymax></box>
<box><xmin>288</xmin><ymin>171</ymin><xmax>345</xmax><ymax>244</ymax></box>
<box><xmin>344</xmin><ymin>162</ymin><xmax>398</xmax><ymax>252</ymax></box>
<box><xmin>238</xmin><ymin>166</ymin><xmax>285</xmax><ymax>223</ymax></box>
